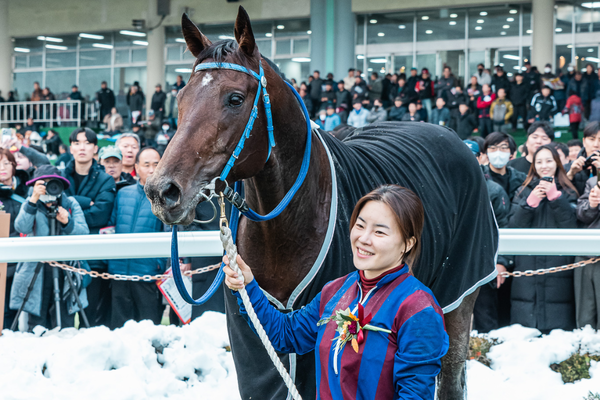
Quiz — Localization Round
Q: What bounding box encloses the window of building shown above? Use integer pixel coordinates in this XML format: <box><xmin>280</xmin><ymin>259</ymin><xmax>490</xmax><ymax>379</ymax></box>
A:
<box><xmin>417</xmin><ymin>9</ymin><xmax>466</xmax><ymax>41</ymax></box>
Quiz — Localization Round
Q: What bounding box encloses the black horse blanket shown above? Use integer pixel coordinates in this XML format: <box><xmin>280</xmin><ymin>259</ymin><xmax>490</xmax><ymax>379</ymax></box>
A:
<box><xmin>225</xmin><ymin>121</ymin><xmax>498</xmax><ymax>400</ymax></box>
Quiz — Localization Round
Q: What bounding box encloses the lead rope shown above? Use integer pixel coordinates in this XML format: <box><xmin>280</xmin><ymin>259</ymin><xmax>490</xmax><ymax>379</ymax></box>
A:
<box><xmin>218</xmin><ymin>194</ymin><xmax>303</xmax><ymax>400</ymax></box>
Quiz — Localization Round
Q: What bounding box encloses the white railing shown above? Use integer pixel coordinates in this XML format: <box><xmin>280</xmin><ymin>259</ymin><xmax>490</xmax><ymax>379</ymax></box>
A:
<box><xmin>0</xmin><ymin>100</ymin><xmax>99</xmax><ymax>128</ymax></box>
<box><xmin>1</xmin><ymin>229</ymin><xmax>600</xmax><ymax>264</ymax></box>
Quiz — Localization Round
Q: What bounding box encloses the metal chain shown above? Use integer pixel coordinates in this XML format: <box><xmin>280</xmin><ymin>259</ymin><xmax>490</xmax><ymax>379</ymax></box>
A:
<box><xmin>44</xmin><ymin>261</ymin><xmax>221</xmax><ymax>282</ymax></box>
<box><xmin>499</xmin><ymin>257</ymin><xmax>600</xmax><ymax>278</ymax></box>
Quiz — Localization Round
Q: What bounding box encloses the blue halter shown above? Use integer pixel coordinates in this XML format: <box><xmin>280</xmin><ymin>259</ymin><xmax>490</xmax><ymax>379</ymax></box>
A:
<box><xmin>170</xmin><ymin>59</ymin><xmax>313</xmax><ymax>305</ymax></box>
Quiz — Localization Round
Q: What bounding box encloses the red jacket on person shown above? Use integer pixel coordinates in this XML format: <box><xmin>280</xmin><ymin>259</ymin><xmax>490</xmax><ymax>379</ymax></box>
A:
<box><xmin>564</xmin><ymin>94</ymin><xmax>583</xmax><ymax>123</ymax></box>
<box><xmin>477</xmin><ymin>93</ymin><xmax>497</xmax><ymax>119</ymax></box>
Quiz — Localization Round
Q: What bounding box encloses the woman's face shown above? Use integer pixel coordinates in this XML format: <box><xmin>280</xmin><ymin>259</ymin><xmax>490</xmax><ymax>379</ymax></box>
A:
<box><xmin>535</xmin><ymin>148</ymin><xmax>557</xmax><ymax>178</ymax></box>
<box><xmin>0</xmin><ymin>155</ymin><xmax>14</xmax><ymax>184</ymax></box>
<box><xmin>350</xmin><ymin>201</ymin><xmax>413</xmax><ymax>279</ymax></box>
<box><xmin>13</xmin><ymin>151</ymin><xmax>31</xmax><ymax>171</ymax></box>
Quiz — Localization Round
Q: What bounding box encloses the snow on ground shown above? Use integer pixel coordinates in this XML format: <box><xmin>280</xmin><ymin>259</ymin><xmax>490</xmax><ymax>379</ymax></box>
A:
<box><xmin>2</xmin><ymin>316</ymin><xmax>600</xmax><ymax>400</ymax></box>
<box><xmin>0</xmin><ymin>312</ymin><xmax>241</xmax><ymax>400</ymax></box>
<box><xmin>467</xmin><ymin>325</ymin><xmax>600</xmax><ymax>400</ymax></box>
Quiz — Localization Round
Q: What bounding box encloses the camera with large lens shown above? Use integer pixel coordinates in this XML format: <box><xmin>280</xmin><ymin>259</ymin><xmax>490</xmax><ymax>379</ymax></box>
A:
<box><xmin>43</xmin><ymin>178</ymin><xmax>66</xmax><ymax>197</ymax></box>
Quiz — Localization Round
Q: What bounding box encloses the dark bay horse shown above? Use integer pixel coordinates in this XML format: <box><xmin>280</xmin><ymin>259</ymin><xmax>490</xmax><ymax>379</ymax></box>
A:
<box><xmin>145</xmin><ymin>7</ymin><xmax>498</xmax><ymax>400</ymax></box>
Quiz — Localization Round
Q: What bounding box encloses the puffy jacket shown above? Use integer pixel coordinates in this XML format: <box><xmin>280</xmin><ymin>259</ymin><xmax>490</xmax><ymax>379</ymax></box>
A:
<box><xmin>365</xmin><ymin>106</ymin><xmax>387</xmax><ymax>123</ymax></box>
<box><xmin>10</xmin><ymin>195</ymin><xmax>90</xmax><ymax>316</ymax></box>
<box><xmin>566</xmin><ymin>146</ymin><xmax>594</xmax><ymax>197</ymax></box>
<box><xmin>417</xmin><ymin>77</ymin><xmax>435</xmax><ymax>100</ymax></box>
<box><xmin>335</xmin><ymin>90</ymin><xmax>352</xmax><ymax>111</ymax></box>
<box><xmin>107</xmin><ymin>183</ymin><xmax>166</xmax><ymax>276</ymax></box>
<box><xmin>351</xmin><ymin>81</ymin><xmax>369</xmax><ymax>102</ymax></box>
<box><xmin>435</xmin><ymin>75</ymin><xmax>455</xmax><ymax>98</ymax></box>
<box><xmin>581</xmin><ymin>72</ymin><xmax>599</xmax><ymax>101</ymax></box>
<box><xmin>508</xmin><ymin>180</ymin><xmax>577</xmax><ymax>331</ymax></box>
<box><xmin>430</xmin><ymin>107</ymin><xmax>450</xmax><ymax>126</ymax></box>
<box><xmin>577</xmin><ymin>176</ymin><xmax>600</xmax><ymax>228</ymax></box>
<box><xmin>388</xmin><ymin>106</ymin><xmax>406</xmax><ymax>122</ymax></box>
<box><xmin>455</xmin><ymin>112</ymin><xmax>477</xmax><ymax>140</ymax></box>
<box><xmin>568</xmin><ymin>77</ymin><xmax>583</xmax><ymax>98</ymax></box>
<box><xmin>563</xmin><ymin>94</ymin><xmax>583</xmax><ymax>123</ymax></box>
<box><xmin>490</xmin><ymin>98</ymin><xmax>514</xmax><ymax>123</ymax></box>
<box><xmin>347</xmin><ymin>108</ymin><xmax>370</xmax><ymax>128</ymax></box>
<box><xmin>481</xmin><ymin>168</ymin><xmax>512</xmax><ymax>268</ymax></box>
<box><xmin>510</xmin><ymin>82</ymin><xmax>529</xmax><ymax>106</ymax></box>
<box><xmin>590</xmin><ymin>89</ymin><xmax>600</xmax><ymax>122</ymax></box>
<box><xmin>63</xmin><ymin>159</ymin><xmax>116</xmax><ymax>234</ymax></box>
<box><xmin>476</xmin><ymin>93</ymin><xmax>497</xmax><ymax>118</ymax></box>
<box><xmin>150</xmin><ymin>90</ymin><xmax>166</xmax><ymax>113</ymax></box>
<box><xmin>528</xmin><ymin>93</ymin><xmax>557</xmax><ymax>121</ymax></box>
<box><xmin>491</xmin><ymin>74</ymin><xmax>511</xmax><ymax>96</ymax></box>
<box><xmin>127</xmin><ymin>91</ymin><xmax>144</xmax><ymax>112</ymax></box>
<box><xmin>481</xmin><ymin>165</ymin><xmax>527</xmax><ymax>201</ymax></box>
<box><xmin>234</xmin><ymin>266</ymin><xmax>448</xmax><ymax>400</ymax></box>
<box><xmin>316</xmin><ymin>114</ymin><xmax>342</xmax><ymax>131</ymax></box>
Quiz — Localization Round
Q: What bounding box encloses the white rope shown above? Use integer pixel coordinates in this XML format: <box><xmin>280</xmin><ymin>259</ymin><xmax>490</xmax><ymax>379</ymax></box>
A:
<box><xmin>220</xmin><ymin>225</ymin><xmax>303</xmax><ymax>400</ymax></box>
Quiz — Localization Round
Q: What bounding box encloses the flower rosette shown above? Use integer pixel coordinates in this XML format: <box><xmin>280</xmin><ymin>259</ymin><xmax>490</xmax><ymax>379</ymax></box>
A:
<box><xmin>318</xmin><ymin>303</ymin><xmax>391</xmax><ymax>353</ymax></box>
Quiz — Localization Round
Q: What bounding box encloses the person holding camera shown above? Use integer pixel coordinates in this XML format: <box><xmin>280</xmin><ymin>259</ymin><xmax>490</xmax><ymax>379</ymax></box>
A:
<box><xmin>9</xmin><ymin>165</ymin><xmax>90</xmax><ymax>330</ymax></box>
<box><xmin>508</xmin><ymin>145</ymin><xmax>579</xmax><ymax>333</ymax></box>
<box><xmin>566</xmin><ymin>122</ymin><xmax>600</xmax><ymax>196</ymax></box>
<box><xmin>63</xmin><ymin>127</ymin><xmax>116</xmax><ymax>327</ymax></box>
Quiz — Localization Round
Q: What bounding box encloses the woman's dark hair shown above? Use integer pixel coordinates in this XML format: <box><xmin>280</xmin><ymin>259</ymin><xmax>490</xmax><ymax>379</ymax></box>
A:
<box><xmin>583</xmin><ymin>121</ymin><xmax>600</xmax><ymax>139</ymax></box>
<box><xmin>69</xmin><ymin>127</ymin><xmax>98</xmax><ymax>145</ymax></box>
<box><xmin>349</xmin><ymin>185</ymin><xmax>425</xmax><ymax>272</ymax></box>
<box><xmin>482</xmin><ymin>131</ymin><xmax>517</xmax><ymax>154</ymax></box>
<box><xmin>0</xmin><ymin>148</ymin><xmax>17</xmax><ymax>178</ymax></box>
<box><xmin>521</xmin><ymin>144</ymin><xmax>578</xmax><ymax>196</ymax></box>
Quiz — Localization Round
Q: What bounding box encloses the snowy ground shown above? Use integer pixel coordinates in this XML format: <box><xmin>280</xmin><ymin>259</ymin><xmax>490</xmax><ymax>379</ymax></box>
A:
<box><xmin>468</xmin><ymin>325</ymin><xmax>600</xmax><ymax>400</ymax></box>
<box><xmin>2</xmin><ymin>315</ymin><xmax>600</xmax><ymax>400</ymax></box>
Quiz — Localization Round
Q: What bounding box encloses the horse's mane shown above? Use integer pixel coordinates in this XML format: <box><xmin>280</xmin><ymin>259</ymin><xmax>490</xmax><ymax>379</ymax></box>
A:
<box><xmin>196</xmin><ymin>39</ymin><xmax>288</xmax><ymax>82</ymax></box>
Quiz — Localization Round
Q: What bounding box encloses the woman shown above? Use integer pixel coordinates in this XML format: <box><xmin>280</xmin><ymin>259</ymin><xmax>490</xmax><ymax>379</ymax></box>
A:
<box><xmin>0</xmin><ymin>148</ymin><xmax>25</xmax><ymax>330</ymax></box>
<box><xmin>562</xmin><ymin>89</ymin><xmax>583</xmax><ymax>139</ymax></box>
<box><xmin>508</xmin><ymin>145</ymin><xmax>579</xmax><ymax>332</ymax></box>
<box><xmin>224</xmin><ymin>185</ymin><xmax>448</xmax><ymax>399</ymax></box>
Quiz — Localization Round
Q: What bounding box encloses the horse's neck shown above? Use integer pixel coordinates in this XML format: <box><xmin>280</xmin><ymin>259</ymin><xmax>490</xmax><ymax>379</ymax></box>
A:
<box><xmin>238</xmin><ymin>82</ymin><xmax>332</xmax><ymax>305</ymax></box>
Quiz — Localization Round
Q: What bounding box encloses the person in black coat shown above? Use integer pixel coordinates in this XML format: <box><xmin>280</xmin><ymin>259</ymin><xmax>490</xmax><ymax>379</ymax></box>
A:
<box><xmin>508</xmin><ymin>144</ymin><xmax>579</xmax><ymax>333</ymax></box>
<box><xmin>510</xmin><ymin>73</ymin><xmax>530</xmax><ymax>130</ymax></box>
<box><xmin>96</xmin><ymin>81</ymin><xmax>116</xmax><ymax>121</ymax></box>
<box><xmin>491</xmin><ymin>68</ymin><xmax>511</xmax><ymax>97</ymax></box>
<box><xmin>150</xmin><ymin>84</ymin><xmax>167</xmax><ymax>121</ymax></box>
<box><xmin>388</xmin><ymin>97</ymin><xmax>407</xmax><ymax>122</ymax></box>
<box><xmin>63</xmin><ymin>128</ymin><xmax>116</xmax><ymax>327</ymax></box>
<box><xmin>566</xmin><ymin>122</ymin><xmax>600</xmax><ymax>196</ymax></box>
<box><xmin>455</xmin><ymin>102</ymin><xmax>478</xmax><ymax>139</ymax></box>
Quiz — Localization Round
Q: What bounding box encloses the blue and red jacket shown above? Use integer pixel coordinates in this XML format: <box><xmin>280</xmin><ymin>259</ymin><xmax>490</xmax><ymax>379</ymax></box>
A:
<box><xmin>236</xmin><ymin>265</ymin><xmax>449</xmax><ymax>399</ymax></box>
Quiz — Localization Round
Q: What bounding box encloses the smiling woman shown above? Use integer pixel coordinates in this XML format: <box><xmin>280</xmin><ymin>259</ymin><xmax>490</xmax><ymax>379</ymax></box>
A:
<box><xmin>223</xmin><ymin>184</ymin><xmax>448</xmax><ymax>399</ymax></box>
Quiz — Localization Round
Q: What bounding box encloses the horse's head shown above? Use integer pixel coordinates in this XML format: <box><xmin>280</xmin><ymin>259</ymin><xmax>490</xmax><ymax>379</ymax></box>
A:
<box><xmin>146</xmin><ymin>7</ymin><xmax>277</xmax><ymax>225</ymax></box>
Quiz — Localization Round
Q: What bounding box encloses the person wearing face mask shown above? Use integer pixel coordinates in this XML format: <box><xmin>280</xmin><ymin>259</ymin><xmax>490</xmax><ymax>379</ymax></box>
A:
<box><xmin>541</xmin><ymin>63</ymin><xmax>556</xmax><ymax>81</ymax></box>
<box><xmin>475</xmin><ymin>63</ymin><xmax>491</xmax><ymax>86</ymax></box>
<box><xmin>508</xmin><ymin>145</ymin><xmax>579</xmax><ymax>333</ymax></box>
<box><xmin>482</xmin><ymin>132</ymin><xmax>526</xmax><ymax>201</ymax></box>
<box><xmin>507</xmin><ymin>121</ymin><xmax>554</xmax><ymax>174</ymax></box>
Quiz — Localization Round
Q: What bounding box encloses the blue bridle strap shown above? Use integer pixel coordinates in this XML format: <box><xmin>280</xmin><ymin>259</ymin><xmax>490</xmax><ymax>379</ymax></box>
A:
<box><xmin>194</xmin><ymin>61</ymin><xmax>275</xmax><ymax>181</ymax></box>
<box><xmin>170</xmin><ymin>59</ymin><xmax>313</xmax><ymax>306</ymax></box>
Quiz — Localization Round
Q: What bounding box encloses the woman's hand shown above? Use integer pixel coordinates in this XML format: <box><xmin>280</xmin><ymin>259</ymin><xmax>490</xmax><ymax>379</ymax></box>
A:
<box><xmin>532</xmin><ymin>184</ymin><xmax>548</xmax><ymax>199</ymax></box>
<box><xmin>56</xmin><ymin>206</ymin><xmax>69</xmax><ymax>224</ymax></box>
<box><xmin>30</xmin><ymin>180</ymin><xmax>46</xmax><ymax>203</ymax></box>
<box><xmin>223</xmin><ymin>254</ymin><xmax>254</xmax><ymax>291</ymax></box>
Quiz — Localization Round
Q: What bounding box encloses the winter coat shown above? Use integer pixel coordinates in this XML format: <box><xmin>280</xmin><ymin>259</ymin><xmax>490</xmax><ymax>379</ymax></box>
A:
<box><xmin>9</xmin><ymin>196</ymin><xmax>90</xmax><ymax>316</ymax></box>
<box><xmin>455</xmin><ymin>112</ymin><xmax>478</xmax><ymax>140</ymax></box>
<box><xmin>577</xmin><ymin>176</ymin><xmax>600</xmax><ymax>228</ymax></box>
<box><xmin>481</xmin><ymin>168</ymin><xmax>512</xmax><ymax>268</ymax></box>
<box><xmin>524</xmin><ymin>70</ymin><xmax>542</xmax><ymax>96</ymax></box>
<box><xmin>96</xmin><ymin>88</ymin><xmax>115</xmax><ymax>113</ymax></box>
<box><xmin>321</xmin><ymin>89</ymin><xmax>336</xmax><ymax>105</ymax></box>
<box><xmin>475</xmin><ymin>71</ymin><xmax>491</xmax><ymax>86</ymax></box>
<box><xmin>234</xmin><ymin>266</ymin><xmax>448</xmax><ymax>400</ymax></box>
<box><xmin>347</xmin><ymin>108</ymin><xmax>370</xmax><ymax>128</ymax></box>
<box><xmin>568</xmin><ymin>77</ymin><xmax>583</xmax><ymax>98</ymax></box>
<box><xmin>476</xmin><ymin>93</ymin><xmax>497</xmax><ymax>118</ymax></box>
<box><xmin>388</xmin><ymin>106</ymin><xmax>406</xmax><ymax>122</ymax></box>
<box><xmin>417</xmin><ymin>77</ymin><xmax>435</xmax><ymax>100</ymax></box>
<box><xmin>368</xmin><ymin>78</ymin><xmax>383</xmax><ymax>102</ymax></box>
<box><xmin>491</xmin><ymin>74</ymin><xmax>511</xmax><ymax>96</ymax></box>
<box><xmin>102</xmin><ymin>113</ymin><xmax>124</xmax><ymax>132</ymax></box>
<box><xmin>150</xmin><ymin>91</ymin><xmax>167</xmax><ymax>113</ymax></box>
<box><xmin>365</xmin><ymin>106</ymin><xmax>387</xmax><ymax>123</ymax></box>
<box><xmin>127</xmin><ymin>91</ymin><xmax>144</xmax><ymax>112</ymax></box>
<box><xmin>466</xmin><ymin>84</ymin><xmax>482</xmax><ymax>111</ymax></box>
<box><xmin>581</xmin><ymin>72</ymin><xmax>599</xmax><ymax>102</ymax></box>
<box><xmin>62</xmin><ymin>159</ymin><xmax>116</xmax><ymax>234</ymax></box>
<box><xmin>309</xmin><ymin>78</ymin><xmax>323</xmax><ymax>100</ymax></box>
<box><xmin>351</xmin><ymin>81</ymin><xmax>369</xmax><ymax>102</ymax></box>
<box><xmin>481</xmin><ymin>165</ymin><xmax>527</xmax><ymax>201</ymax></box>
<box><xmin>444</xmin><ymin>89</ymin><xmax>467</xmax><ymax>110</ymax></box>
<box><xmin>430</xmin><ymin>107</ymin><xmax>450</xmax><ymax>126</ymax></box>
<box><xmin>316</xmin><ymin>114</ymin><xmax>342</xmax><ymax>131</ymax></box>
<box><xmin>335</xmin><ymin>90</ymin><xmax>352</xmax><ymax>111</ymax></box>
<box><xmin>301</xmin><ymin>95</ymin><xmax>313</xmax><ymax>116</ymax></box>
<box><xmin>108</xmin><ymin>183</ymin><xmax>167</xmax><ymax>276</ymax></box>
<box><xmin>165</xmin><ymin>92</ymin><xmax>179</xmax><ymax>119</ymax></box>
<box><xmin>563</xmin><ymin>94</ymin><xmax>583</xmax><ymax>123</ymax></box>
<box><xmin>490</xmin><ymin>98</ymin><xmax>514</xmax><ymax>123</ymax></box>
<box><xmin>435</xmin><ymin>75</ymin><xmax>455</xmax><ymax>98</ymax></box>
<box><xmin>528</xmin><ymin>93</ymin><xmax>557</xmax><ymax>121</ymax></box>
<box><xmin>554</xmin><ymin>74</ymin><xmax>570</xmax><ymax>101</ymax></box>
<box><xmin>508</xmin><ymin>180</ymin><xmax>577</xmax><ymax>331</ymax></box>
<box><xmin>590</xmin><ymin>90</ymin><xmax>600</xmax><ymax>122</ymax></box>
<box><xmin>401</xmin><ymin>112</ymin><xmax>425</xmax><ymax>122</ymax></box>
<box><xmin>510</xmin><ymin>82</ymin><xmax>529</xmax><ymax>106</ymax></box>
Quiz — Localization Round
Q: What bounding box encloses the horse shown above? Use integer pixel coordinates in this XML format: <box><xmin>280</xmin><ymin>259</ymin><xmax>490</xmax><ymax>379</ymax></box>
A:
<box><xmin>145</xmin><ymin>7</ymin><xmax>498</xmax><ymax>400</ymax></box>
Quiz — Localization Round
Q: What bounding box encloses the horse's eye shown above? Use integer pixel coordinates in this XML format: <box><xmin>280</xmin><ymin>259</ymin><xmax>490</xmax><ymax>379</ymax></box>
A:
<box><xmin>228</xmin><ymin>94</ymin><xmax>244</xmax><ymax>107</ymax></box>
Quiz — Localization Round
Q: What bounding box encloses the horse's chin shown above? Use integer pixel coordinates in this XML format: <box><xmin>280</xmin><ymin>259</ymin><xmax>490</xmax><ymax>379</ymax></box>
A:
<box><xmin>151</xmin><ymin>203</ymin><xmax>196</xmax><ymax>226</ymax></box>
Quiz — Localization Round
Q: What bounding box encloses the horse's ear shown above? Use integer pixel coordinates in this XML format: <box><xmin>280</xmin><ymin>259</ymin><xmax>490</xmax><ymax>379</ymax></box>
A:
<box><xmin>181</xmin><ymin>13</ymin><xmax>211</xmax><ymax>58</ymax></box>
<box><xmin>234</xmin><ymin>6</ymin><xmax>257</xmax><ymax>58</ymax></box>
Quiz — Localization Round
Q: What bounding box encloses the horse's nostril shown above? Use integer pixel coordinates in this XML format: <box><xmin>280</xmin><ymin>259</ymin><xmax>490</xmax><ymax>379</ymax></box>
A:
<box><xmin>161</xmin><ymin>182</ymin><xmax>181</xmax><ymax>208</ymax></box>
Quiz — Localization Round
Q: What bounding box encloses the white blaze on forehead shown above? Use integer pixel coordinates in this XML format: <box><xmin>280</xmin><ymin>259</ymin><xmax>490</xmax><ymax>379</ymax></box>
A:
<box><xmin>201</xmin><ymin>73</ymin><xmax>213</xmax><ymax>87</ymax></box>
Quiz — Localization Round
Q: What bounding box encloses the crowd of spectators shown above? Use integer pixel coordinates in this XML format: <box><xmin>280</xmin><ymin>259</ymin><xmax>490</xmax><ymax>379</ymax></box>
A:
<box><xmin>2</xmin><ymin>62</ymin><xmax>600</xmax><ymax>335</ymax></box>
<box><xmin>296</xmin><ymin>62</ymin><xmax>600</xmax><ymax>140</ymax></box>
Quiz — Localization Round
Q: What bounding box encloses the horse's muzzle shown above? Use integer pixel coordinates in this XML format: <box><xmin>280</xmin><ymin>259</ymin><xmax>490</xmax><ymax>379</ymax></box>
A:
<box><xmin>145</xmin><ymin>177</ymin><xmax>192</xmax><ymax>225</ymax></box>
